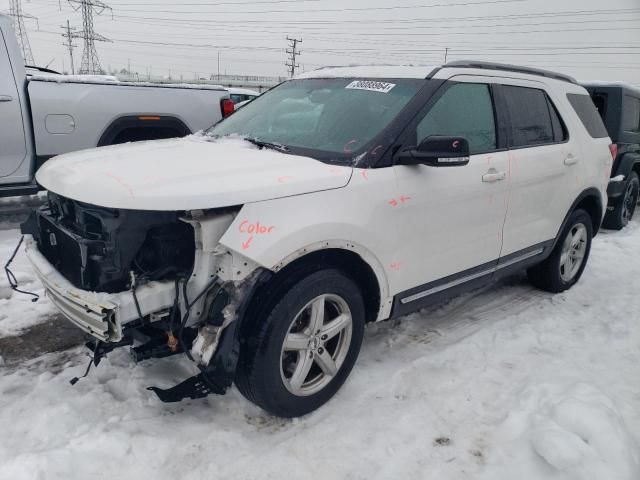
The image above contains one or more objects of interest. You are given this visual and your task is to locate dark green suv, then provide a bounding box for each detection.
[582,82,640,230]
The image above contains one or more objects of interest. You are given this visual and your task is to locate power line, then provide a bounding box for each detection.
[103,0,525,15]
[285,36,302,77]
[68,0,113,74]
[6,0,37,65]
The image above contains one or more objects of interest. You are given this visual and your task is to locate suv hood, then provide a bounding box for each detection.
[36,136,353,210]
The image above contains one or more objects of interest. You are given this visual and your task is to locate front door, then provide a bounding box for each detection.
[0,30,28,178]
[391,79,509,297]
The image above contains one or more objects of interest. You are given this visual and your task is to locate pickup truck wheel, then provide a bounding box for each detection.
[527,209,592,293]
[235,269,365,418]
[602,171,639,230]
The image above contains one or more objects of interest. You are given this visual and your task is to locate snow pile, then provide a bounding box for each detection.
[483,383,639,480]
[0,222,639,479]
[531,384,638,478]
[30,74,119,83]
[30,74,226,91]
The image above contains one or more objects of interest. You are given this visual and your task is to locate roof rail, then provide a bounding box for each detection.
[444,60,577,84]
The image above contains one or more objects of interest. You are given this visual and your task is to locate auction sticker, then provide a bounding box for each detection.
[345,80,396,93]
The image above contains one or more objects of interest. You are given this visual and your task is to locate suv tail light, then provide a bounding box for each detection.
[609,143,618,161]
[220,98,235,118]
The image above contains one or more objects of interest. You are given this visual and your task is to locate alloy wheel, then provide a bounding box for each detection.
[280,294,353,396]
[622,180,639,223]
[559,223,587,282]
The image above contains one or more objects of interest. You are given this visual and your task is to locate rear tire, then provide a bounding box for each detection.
[235,269,365,418]
[527,209,593,293]
[603,171,639,230]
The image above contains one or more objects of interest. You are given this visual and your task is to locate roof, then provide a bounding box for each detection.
[294,61,579,85]
[294,65,439,80]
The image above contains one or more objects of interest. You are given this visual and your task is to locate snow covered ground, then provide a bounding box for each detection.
[0,221,639,480]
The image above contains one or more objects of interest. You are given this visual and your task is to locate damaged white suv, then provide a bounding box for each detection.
[22,62,612,417]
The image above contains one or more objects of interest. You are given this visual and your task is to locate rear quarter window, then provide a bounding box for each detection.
[622,95,640,133]
[567,93,609,138]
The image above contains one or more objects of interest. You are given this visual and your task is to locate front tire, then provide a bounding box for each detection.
[235,269,365,417]
[603,171,639,230]
[527,209,593,293]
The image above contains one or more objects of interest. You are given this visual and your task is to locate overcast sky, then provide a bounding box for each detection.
[3,0,640,84]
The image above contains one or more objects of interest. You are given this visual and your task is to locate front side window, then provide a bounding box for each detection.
[415,83,497,154]
[208,78,422,164]
[502,85,556,147]
[622,95,640,133]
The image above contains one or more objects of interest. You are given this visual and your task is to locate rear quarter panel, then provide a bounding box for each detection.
[556,82,611,223]
[27,80,227,157]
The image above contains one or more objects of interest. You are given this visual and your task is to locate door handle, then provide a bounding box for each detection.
[0,95,14,102]
[564,154,579,166]
[482,170,506,183]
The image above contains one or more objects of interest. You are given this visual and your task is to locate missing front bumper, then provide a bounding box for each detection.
[24,235,177,342]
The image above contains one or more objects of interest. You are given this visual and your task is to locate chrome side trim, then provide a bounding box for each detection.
[400,268,493,304]
[400,248,544,305]
[496,248,544,271]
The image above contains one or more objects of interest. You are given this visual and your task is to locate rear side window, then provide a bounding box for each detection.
[622,95,640,133]
[567,93,609,138]
[416,83,497,154]
[502,86,556,147]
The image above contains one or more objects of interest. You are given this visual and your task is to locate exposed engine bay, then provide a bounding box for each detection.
[22,192,195,293]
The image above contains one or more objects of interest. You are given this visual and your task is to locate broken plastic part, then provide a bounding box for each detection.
[147,372,225,402]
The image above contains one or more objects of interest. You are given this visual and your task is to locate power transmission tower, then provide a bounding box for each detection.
[7,0,37,65]
[68,0,112,74]
[285,36,302,78]
[61,20,77,74]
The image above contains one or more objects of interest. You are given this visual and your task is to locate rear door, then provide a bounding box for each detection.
[0,28,28,177]
[496,82,575,257]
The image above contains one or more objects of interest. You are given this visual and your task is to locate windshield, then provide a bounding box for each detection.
[207,78,422,163]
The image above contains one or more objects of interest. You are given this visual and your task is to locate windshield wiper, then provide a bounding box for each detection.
[244,137,289,153]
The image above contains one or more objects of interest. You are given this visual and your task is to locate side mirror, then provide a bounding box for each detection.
[395,136,470,167]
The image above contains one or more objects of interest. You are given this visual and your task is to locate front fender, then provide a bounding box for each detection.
[218,188,398,320]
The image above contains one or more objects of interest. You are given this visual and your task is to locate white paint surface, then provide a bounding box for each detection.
[35,136,353,210]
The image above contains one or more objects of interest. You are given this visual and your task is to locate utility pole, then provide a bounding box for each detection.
[444,47,449,63]
[6,0,36,65]
[285,36,302,78]
[61,20,77,74]
[68,0,113,74]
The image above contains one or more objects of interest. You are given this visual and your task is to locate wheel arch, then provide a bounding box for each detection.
[614,152,640,178]
[554,187,603,245]
[239,244,388,342]
[97,115,191,146]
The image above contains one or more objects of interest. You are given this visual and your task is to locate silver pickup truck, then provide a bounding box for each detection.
[0,14,232,197]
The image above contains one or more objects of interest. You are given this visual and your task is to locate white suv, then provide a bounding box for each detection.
[23,61,613,417]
